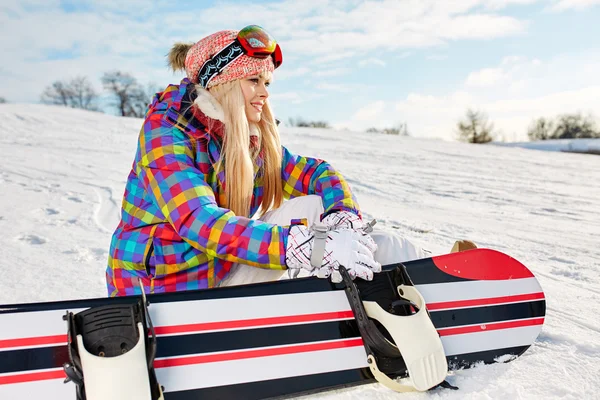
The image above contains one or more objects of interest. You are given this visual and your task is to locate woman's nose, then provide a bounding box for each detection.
[258,83,269,98]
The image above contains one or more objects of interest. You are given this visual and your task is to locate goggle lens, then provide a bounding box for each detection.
[238,25,277,57]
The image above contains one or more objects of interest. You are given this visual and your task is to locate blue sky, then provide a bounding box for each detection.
[1,0,600,140]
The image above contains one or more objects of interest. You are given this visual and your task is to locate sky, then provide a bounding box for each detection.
[1,0,600,140]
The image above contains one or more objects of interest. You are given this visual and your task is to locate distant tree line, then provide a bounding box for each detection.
[367,123,409,136]
[287,117,330,129]
[527,114,599,140]
[0,97,6,103]
[40,72,156,118]
[456,109,599,144]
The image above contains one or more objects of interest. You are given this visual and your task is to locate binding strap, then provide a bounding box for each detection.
[310,223,330,268]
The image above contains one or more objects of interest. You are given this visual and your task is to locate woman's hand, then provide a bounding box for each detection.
[321,210,364,230]
[285,225,381,283]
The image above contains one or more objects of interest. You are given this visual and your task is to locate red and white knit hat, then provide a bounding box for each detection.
[184,30,275,88]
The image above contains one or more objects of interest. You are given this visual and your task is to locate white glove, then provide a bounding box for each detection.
[321,211,364,230]
[285,225,381,283]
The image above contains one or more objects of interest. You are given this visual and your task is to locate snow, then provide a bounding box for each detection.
[494,138,600,155]
[1,104,599,399]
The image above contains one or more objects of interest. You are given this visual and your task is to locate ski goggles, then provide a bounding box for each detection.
[198,25,283,88]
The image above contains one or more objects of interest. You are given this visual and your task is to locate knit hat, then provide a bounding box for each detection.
[168,30,275,88]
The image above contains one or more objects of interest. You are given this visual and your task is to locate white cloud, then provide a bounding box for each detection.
[465,56,542,88]
[275,67,311,80]
[484,0,540,10]
[436,14,528,40]
[354,101,386,122]
[314,83,355,93]
[270,91,326,105]
[395,91,476,122]
[311,52,357,64]
[313,67,353,78]
[396,52,413,59]
[427,54,449,61]
[270,92,303,104]
[466,68,506,87]
[358,58,386,67]
[548,0,600,11]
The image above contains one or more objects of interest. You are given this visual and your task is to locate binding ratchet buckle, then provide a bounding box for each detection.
[339,265,449,392]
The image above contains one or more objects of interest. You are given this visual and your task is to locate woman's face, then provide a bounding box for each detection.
[240,74,270,123]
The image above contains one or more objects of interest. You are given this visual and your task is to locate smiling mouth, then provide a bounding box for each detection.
[251,103,263,112]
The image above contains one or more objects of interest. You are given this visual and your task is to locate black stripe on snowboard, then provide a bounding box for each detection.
[162,369,370,400]
[430,300,546,329]
[0,277,335,314]
[386,259,473,285]
[0,345,69,374]
[0,321,358,374]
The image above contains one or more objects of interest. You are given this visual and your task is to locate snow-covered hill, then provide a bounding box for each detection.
[1,104,599,399]
[494,138,600,155]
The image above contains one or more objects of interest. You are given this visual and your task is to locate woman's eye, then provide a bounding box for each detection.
[249,78,259,83]
[265,81,271,87]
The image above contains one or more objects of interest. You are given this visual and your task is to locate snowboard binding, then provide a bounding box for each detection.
[62,290,164,400]
[340,263,449,392]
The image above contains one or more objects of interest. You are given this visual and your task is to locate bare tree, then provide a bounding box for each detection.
[40,77,98,110]
[552,113,599,139]
[527,117,554,141]
[101,71,151,118]
[457,109,495,143]
[41,81,72,106]
[69,77,99,110]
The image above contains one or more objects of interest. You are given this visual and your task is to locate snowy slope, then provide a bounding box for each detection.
[1,104,599,399]
[494,139,600,155]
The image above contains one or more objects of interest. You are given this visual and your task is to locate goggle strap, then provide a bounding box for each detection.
[197,40,245,88]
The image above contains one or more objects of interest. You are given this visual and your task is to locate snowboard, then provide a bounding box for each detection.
[0,249,545,399]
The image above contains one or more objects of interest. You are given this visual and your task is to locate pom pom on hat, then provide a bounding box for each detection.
[168,43,193,72]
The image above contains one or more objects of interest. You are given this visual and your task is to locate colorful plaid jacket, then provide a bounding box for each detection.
[106,78,360,297]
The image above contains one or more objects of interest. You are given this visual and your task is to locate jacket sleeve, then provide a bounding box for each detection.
[281,146,361,217]
[137,126,289,270]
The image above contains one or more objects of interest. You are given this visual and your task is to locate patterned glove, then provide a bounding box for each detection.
[321,211,364,230]
[285,225,381,283]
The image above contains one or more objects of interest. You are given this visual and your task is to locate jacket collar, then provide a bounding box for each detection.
[165,78,260,142]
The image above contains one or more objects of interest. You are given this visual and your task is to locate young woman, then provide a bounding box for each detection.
[106,26,425,297]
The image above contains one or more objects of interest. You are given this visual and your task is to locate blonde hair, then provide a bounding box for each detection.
[207,72,283,217]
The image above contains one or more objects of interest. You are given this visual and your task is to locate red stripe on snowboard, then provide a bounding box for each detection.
[0,334,66,350]
[432,249,534,281]
[154,338,365,369]
[437,317,545,336]
[0,369,64,385]
[155,311,355,335]
[427,292,545,311]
